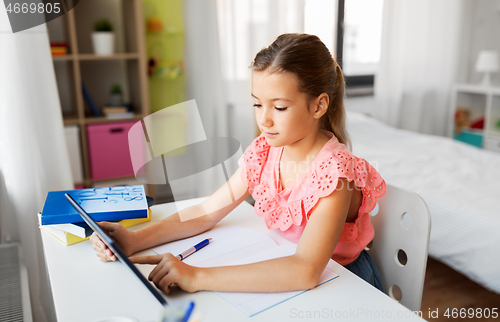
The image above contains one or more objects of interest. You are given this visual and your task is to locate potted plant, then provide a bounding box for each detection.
[92,19,114,55]
[108,84,123,106]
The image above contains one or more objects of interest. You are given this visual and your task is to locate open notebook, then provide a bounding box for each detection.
[151,225,339,316]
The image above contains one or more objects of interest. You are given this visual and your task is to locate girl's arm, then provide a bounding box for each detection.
[91,166,250,261]
[131,178,354,293]
[131,166,250,253]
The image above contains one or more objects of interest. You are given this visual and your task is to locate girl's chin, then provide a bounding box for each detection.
[264,137,282,147]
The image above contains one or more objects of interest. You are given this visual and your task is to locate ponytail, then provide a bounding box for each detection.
[320,60,351,150]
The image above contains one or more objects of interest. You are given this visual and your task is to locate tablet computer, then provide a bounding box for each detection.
[64,193,168,306]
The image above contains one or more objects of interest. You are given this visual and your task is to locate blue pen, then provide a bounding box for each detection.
[176,238,212,261]
[181,301,195,322]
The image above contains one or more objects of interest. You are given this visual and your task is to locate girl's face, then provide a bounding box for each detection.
[251,70,326,147]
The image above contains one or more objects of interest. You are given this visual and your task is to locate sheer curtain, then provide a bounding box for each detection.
[375,0,465,136]
[177,0,231,199]
[216,0,307,150]
[180,0,311,197]
[0,7,73,322]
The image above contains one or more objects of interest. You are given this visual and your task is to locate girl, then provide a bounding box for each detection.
[91,33,386,293]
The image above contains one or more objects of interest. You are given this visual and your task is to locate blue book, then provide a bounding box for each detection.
[40,185,148,225]
[82,83,102,117]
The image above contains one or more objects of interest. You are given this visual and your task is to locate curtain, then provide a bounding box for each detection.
[174,0,230,199]
[178,0,305,199]
[375,0,465,136]
[179,0,340,199]
[216,0,306,150]
[0,7,73,322]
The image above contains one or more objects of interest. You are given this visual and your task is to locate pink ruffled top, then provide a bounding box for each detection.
[238,131,386,266]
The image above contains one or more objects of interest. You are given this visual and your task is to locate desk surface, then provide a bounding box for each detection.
[41,198,424,322]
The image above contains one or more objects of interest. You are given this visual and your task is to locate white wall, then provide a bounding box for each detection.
[460,0,500,85]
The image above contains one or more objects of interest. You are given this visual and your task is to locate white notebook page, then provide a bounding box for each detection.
[216,245,338,316]
[152,225,278,267]
[151,225,338,316]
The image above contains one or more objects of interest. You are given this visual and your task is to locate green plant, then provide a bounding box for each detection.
[110,84,122,95]
[93,19,113,32]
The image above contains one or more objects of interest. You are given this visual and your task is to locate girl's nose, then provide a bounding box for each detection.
[258,107,273,128]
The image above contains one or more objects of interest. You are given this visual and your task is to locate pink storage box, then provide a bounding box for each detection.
[87,121,138,180]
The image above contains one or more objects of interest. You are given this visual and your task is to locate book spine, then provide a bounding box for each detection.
[40,209,148,225]
[41,213,84,225]
[92,209,148,222]
[81,83,102,117]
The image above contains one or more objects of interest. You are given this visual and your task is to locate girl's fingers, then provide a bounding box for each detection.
[96,221,119,232]
[92,244,105,254]
[96,238,107,251]
[91,232,116,261]
[130,254,163,265]
[93,244,115,261]
[96,251,109,261]
[90,233,107,251]
[94,243,114,259]
[151,264,170,286]
[158,274,175,294]
[148,259,166,281]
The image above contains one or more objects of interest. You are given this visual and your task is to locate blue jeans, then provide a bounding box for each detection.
[344,250,384,292]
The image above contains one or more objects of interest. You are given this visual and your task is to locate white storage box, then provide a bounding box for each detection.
[484,135,500,153]
[64,125,84,184]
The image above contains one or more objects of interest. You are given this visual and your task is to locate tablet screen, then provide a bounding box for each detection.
[64,193,168,306]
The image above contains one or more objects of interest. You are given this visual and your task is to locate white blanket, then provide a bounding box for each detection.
[346,111,500,294]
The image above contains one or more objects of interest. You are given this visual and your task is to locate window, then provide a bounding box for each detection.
[337,0,384,90]
[216,0,383,92]
[304,0,337,56]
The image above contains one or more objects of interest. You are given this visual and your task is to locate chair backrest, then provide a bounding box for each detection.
[366,184,431,312]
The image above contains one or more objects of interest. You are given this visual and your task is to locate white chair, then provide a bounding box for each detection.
[366,184,431,312]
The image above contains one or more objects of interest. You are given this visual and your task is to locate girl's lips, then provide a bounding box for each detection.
[264,131,278,137]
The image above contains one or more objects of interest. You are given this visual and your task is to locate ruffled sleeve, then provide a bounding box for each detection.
[302,149,386,220]
[237,134,271,194]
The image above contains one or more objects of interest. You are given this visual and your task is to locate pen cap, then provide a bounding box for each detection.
[157,301,194,322]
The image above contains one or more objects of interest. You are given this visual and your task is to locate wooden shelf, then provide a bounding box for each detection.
[78,53,140,60]
[48,0,149,189]
[52,55,75,61]
[450,84,500,152]
[84,115,143,124]
[487,130,500,137]
[52,53,141,62]
[63,117,81,125]
[146,30,184,36]
[455,83,500,97]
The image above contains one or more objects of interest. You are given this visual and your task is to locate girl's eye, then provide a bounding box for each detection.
[253,104,262,108]
[275,107,288,111]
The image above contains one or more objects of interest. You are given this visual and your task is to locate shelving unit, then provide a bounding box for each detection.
[449,83,500,152]
[47,0,149,189]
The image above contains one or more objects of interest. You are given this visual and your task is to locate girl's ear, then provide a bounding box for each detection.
[313,93,329,119]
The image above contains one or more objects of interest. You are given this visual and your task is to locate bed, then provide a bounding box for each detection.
[346,111,500,294]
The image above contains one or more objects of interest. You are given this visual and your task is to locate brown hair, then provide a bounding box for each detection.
[250,33,351,150]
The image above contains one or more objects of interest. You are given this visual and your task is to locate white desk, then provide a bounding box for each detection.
[41,198,425,321]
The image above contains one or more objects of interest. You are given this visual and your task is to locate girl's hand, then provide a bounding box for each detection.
[130,253,200,293]
[90,221,135,262]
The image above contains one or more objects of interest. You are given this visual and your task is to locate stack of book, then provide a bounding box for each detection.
[50,42,68,56]
[102,106,134,119]
[39,185,151,246]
